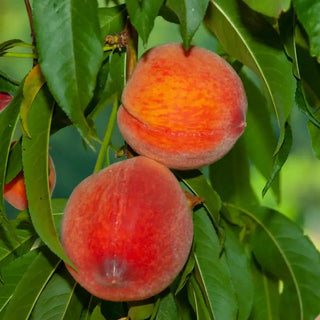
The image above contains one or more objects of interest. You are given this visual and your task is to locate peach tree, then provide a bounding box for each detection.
[1,0,320,319]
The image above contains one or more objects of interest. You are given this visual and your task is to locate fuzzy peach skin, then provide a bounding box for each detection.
[0,92,13,112]
[117,43,247,170]
[61,156,193,301]
[4,155,56,211]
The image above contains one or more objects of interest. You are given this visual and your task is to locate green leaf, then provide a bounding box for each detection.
[279,8,301,78]
[223,222,254,320]
[176,170,221,227]
[128,301,155,320]
[262,122,292,197]
[296,45,320,106]
[0,250,38,314]
[249,262,280,320]
[98,5,127,37]
[210,137,259,207]
[175,287,195,320]
[90,304,105,320]
[187,275,212,320]
[155,292,179,320]
[158,5,180,24]
[0,211,35,267]
[0,39,33,56]
[2,248,60,320]
[30,269,82,320]
[175,252,195,294]
[52,198,67,237]
[20,65,46,137]
[193,209,238,320]
[126,0,164,45]
[307,109,320,159]
[88,51,125,120]
[205,0,296,128]
[241,71,279,200]
[293,0,320,61]
[5,139,22,184]
[0,71,19,95]
[167,0,210,49]
[296,80,320,129]
[241,0,291,18]
[22,86,73,266]
[85,54,111,118]
[32,0,103,148]
[227,204,320,320]
[0,83,23,233]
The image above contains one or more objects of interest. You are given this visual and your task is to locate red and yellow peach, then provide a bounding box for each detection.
[61,156,193,301]
[117,43,247,170]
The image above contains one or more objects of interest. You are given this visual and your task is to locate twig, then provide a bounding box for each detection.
[124,18,138,81]
[24,0,37,66]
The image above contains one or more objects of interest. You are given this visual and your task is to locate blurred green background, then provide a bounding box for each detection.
[1,0,319,248]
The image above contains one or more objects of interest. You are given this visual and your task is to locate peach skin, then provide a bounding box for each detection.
[0,92,13,113]
[4,154,56,211]
[117,43,247,170]
[61,156,193,301]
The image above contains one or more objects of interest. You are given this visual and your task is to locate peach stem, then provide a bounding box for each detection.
[93,98,119,173]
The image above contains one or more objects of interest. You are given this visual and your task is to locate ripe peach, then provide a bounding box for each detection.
[4,152,56,211]
[117,43,247,170]
[61,156,193,301]
[0,92,13,112]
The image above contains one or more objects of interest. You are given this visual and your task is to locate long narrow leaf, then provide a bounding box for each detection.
[262,122,292,197]
[167,0,209,49]
[30,270,82,320]
[249,262,280,320]
[0,211,35,267]
[293,0,320,61]
[2,248,60,320]
[33,0,103,148]
[193,209,238,319]
[20,65,46,137]
[155,292,179,320]
[126,0,164,45]
[225,204,320,320]
[0,250,38,314]
[223,222,254,320]
[22,86,73,266]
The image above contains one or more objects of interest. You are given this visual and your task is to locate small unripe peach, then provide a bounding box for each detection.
[0,92,13,113]
[61,156,193,301]
[117,43,247,170]
[4,153,56,211]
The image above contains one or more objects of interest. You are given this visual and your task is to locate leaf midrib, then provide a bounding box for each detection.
[225,203,303,320]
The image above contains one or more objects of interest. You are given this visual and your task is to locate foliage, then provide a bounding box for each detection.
[1,0,320,319]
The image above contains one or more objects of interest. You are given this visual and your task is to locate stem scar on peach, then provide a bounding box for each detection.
[61,156,193,302]
[117,43,247,170]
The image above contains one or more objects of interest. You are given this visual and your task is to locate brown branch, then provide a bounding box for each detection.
[124,18,138,82]
[24,0,37,66]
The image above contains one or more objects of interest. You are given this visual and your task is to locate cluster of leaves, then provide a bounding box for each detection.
[0,0,320,319]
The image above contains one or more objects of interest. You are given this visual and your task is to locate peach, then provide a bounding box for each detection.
[4,151,56,211]
[61,156,193,301]
[0,92,13,112]
[117,43,247,170]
